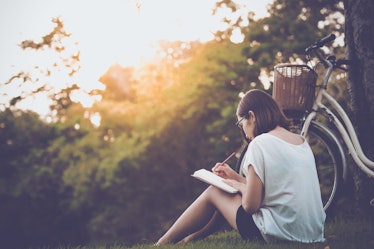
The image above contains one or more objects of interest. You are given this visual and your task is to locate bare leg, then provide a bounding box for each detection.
[177,211,225,244]
[156,186,242,245]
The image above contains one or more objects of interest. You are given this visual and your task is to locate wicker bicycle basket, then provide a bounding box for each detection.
[273,64,317,117]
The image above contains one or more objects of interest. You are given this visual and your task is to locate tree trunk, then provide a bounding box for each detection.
[344,0,374,217]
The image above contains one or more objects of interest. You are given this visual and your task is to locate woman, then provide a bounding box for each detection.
[155,89,325,245]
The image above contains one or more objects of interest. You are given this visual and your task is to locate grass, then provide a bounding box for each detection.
[51,217,373,249]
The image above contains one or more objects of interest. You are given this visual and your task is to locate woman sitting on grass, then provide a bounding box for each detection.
[155,89,326,245]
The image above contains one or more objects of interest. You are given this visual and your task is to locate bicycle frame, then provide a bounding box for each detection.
[301,65,374,178]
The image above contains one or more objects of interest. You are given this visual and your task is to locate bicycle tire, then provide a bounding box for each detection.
[237,121,344,212]
[303,122,343,212]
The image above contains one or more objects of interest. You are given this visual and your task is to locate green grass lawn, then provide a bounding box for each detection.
[55,217,373,249]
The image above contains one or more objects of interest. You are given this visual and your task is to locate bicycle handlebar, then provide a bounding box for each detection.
[315,34,336,48]
[305,34,336,53]
[304,33,351,70]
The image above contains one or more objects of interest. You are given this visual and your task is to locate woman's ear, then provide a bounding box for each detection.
[248,111,256,121]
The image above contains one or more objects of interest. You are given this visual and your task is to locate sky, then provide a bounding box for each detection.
[0,0,272,116]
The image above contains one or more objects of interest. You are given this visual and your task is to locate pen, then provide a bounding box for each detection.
[221,152,236,164]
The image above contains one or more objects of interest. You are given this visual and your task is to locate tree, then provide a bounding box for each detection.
[215,0,344,66]
[0,109,89,248]
[0,17,87,122]
[344,0,374,216]
[0,18,93,248]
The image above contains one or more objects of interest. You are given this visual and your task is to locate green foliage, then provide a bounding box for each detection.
[256,0,342,61]
[0,109,89,249]
[0,109,56,196]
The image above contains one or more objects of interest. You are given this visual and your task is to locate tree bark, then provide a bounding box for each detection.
[344,0,374,217]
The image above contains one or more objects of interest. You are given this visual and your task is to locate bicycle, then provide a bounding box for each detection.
[272,34,374,212]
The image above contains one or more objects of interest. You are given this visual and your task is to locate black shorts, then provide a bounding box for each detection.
[236,205,264,242]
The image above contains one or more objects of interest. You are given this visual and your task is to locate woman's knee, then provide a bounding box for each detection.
[200,186,241,211]
[204,186,222,197]
[202,186,233,202]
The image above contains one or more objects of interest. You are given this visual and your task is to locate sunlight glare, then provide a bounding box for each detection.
[1,0,273,117]
[90,112,101,128]
[230,28,245,44]
[259,69,271,89]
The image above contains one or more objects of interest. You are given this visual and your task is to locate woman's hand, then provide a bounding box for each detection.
[212,163,244,183]
[212,163,233,179]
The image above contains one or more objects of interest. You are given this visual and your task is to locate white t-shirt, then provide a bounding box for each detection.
[240,133,326,243]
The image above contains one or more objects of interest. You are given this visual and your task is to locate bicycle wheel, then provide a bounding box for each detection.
[305,122,343,212]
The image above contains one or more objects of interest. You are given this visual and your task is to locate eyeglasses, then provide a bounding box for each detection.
[236,114,251,143]
[235,116,247,129]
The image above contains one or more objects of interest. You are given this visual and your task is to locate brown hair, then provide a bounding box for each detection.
[236,89,290,137]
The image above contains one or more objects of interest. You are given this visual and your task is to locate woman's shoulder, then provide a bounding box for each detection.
[250,133,274,146]
[251,132,305,148]
[252,132,277,142]
[267,127,305,146]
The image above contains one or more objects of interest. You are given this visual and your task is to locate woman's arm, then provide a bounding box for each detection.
[224,165,263,214]
[241,165,263,213]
